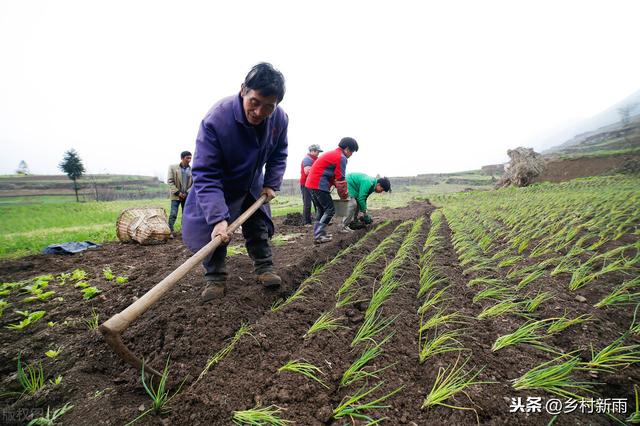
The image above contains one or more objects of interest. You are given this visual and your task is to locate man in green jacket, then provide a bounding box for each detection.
[340,173,391,232]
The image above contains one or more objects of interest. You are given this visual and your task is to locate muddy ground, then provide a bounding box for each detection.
[1,200,638,425]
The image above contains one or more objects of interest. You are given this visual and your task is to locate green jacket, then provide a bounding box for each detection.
[346,173,377,212]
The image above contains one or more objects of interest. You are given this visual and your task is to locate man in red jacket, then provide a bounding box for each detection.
[299,144,322,226]
[305,137,359,243]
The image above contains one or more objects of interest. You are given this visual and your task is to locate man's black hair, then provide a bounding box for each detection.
[338,137,359,152]
[243,62,286,103]
[180,151,192,159]
[377,177,391,192]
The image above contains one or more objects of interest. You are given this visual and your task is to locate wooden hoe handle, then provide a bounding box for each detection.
[99,194,268,375]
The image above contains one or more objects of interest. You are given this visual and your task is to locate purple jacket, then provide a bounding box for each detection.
[182,94,289,252]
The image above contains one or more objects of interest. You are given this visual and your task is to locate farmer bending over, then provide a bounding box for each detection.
[305,137,358,244]
[341,173,391,232]
[182,63,288,302]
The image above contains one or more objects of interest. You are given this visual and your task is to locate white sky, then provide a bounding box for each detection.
[1,0,639,181]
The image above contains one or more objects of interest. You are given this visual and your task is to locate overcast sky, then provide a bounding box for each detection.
[1,0,639,181]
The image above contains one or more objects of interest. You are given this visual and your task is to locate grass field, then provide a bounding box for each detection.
[0,177,494,259]
[2,174,638,424]
[0,196,303,259]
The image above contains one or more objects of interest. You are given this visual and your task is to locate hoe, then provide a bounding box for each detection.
[100,195,267,376]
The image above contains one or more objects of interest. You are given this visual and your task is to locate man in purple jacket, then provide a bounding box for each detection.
[182,63,288,302]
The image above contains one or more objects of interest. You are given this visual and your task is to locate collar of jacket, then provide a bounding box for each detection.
[232,93,251,127]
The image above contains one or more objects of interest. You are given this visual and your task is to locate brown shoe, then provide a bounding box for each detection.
[257,271,281,288]
[201,281,226,302]
[314,235,333,244]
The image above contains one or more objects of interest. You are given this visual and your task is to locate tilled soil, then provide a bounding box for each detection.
[0,203,428,425]
[1,199,638,425]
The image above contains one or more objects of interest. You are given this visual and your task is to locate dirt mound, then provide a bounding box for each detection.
[281,212,304,226]
[533,153,640,183]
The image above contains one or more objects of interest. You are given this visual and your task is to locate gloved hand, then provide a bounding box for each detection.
[335,180,349,200]
[363,214,372,224]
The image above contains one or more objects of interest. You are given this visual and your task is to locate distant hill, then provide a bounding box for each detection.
[0,174,168,201]
[538,89,640,152]
[543,114,640,159]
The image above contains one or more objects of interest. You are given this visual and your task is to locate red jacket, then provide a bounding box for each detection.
[299,153,318,186]
[305,147,348,198]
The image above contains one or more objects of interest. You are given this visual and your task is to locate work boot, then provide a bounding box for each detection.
[314,235,333,244]
[201,281,226,302]
[257,271,282,288]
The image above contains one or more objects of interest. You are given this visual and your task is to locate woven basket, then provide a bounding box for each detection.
[116,207,171,245]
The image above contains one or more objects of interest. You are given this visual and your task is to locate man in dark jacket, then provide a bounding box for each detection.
[167,150,193,237]
[299,144,322,225]
[182,63,288,302]
[305,137,358,243]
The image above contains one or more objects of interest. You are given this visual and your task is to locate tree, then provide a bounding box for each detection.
[59,149,86,202]
[16,160,30,175]
[618,103,639,126]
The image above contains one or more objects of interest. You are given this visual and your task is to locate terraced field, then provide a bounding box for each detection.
[1,175,639,425]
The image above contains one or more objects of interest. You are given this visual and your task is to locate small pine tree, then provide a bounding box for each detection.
[59,149,86,202]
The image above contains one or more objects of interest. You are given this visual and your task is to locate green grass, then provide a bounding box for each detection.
[422,356,491,423]
[341,335,393,386]
[583,334,640,371]
[278,360,328,388]
[0,195,304,259]
[26,403,73,426]
[17,353,45,395]
[512,354,596,399]
[85,308,99,331]
[232,405,290,425]
[126,357,185,425]
[0,179,494,259]
[199,323,251,380]
[332,381,404,423]
[304,311,345,338]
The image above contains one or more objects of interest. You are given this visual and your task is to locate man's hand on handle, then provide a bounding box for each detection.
[212,220,230,244]
[261,187,277,203]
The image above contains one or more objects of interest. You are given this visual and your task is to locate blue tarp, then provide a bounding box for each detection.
[42,241,102,255]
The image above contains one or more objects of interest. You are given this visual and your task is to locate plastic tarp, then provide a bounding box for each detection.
[42,241,102,255]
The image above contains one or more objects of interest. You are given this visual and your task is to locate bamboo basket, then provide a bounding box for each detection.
[116,207,171,244]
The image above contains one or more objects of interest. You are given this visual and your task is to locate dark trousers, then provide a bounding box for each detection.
[310,189,334,239]
[202,196,273,282]
[301,185,317,225]
[168,199,185,232]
